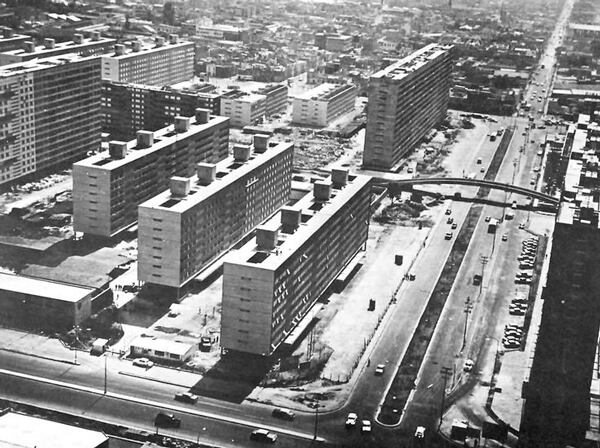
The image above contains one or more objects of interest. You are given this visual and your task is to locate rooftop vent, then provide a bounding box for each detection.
[114,44,125,56]
[253,134,270,153]
[256,225,279,251]
[43,38,55,49]
[331,168,349,188]
[170,176,191,197]
[155,36,165,47]
[24,41,35,53]
[313,180,332,201]
[281,206,301,233]
[73,34,84,44]
[195,108,210,124]
[233,144,251,162]
[136,130,154,148]
[2,28,13,38]
[168,34,179,44]
[174,116,190,133]
[132,40,141,52]
[91,31,100,41]
[108,141,128,159]
[196,163,216,186]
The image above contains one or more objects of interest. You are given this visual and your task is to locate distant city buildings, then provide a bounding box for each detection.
[363,43,454,171]
[0,32,115,65]
[138,136,293,289]
[73,111,229,237]
[101,35,194,86]
[291,83,356,127]
[102,81,221,140]
[221,170,371,356]
[0,54,102,186]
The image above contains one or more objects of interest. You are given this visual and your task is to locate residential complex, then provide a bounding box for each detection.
[0,32,115,65]
[138,136,294,289]
[101,81,221,140]
[101,35,194,86]
[363,44,454,171]
[291,83,356,127]
[221,170,371,356]
[73,111,229,237]
[0,54,102,186]
[220,90,267,127]
[254,83,288,117]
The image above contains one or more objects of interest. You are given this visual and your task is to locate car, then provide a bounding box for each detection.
[502,234,508,241]
[361,420,372,433]
[154,412,181,428]
[447,217,454,224]
[509,308,526,316]
[517,272,533,278]
[174,392,198,404]
[272,408,295,421]
[485,216,491,222]
[250,429,277,443]
[515,278,532,285]
[345,413,358,428]
[463,359,475,372]
[374,364,385,375]
[415,426,426,438]
[519,264,534,270]
[133,358,154,368]
[445,209,452,215]
[519,222,526,230]
[451,222,458,229]
[505,329,523,337]
[480,167,485,173]
[444,232,453,240]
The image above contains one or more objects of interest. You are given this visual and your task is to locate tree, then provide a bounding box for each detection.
[163,2,175,25]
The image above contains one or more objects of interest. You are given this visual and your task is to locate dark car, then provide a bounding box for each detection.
[155,412,181,428]
[174,392,198,404]
[272,408,295,421]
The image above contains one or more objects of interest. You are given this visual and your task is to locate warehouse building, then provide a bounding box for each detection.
[73,110,229,237]
[292,83,356,127]
[363,44,454,171]
[0,53,102,186]
[0,32,115,65]
[221,169,371,356]
[138,136,294,289]
[101,35,194,86]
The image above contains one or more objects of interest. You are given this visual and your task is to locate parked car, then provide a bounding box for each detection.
[272,408,295,421]
[502,234,508,241]
[445,232,453,240]
[346,413,358,428]
[415,426,426,439]
[463,359,475,372]
[133,358,154,368]
[250,429,277,443]
[174,392,198,404]
[155,412,181,428]
[451,222,458,229]
[445,209,452,215]
[447,217,454,224]
[375,364,385,375]
[361,420,372,433]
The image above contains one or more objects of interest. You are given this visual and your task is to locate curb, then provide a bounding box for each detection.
[0,347,77,366]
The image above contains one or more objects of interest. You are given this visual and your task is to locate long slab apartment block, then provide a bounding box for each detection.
[363,43,454,171]
[0,53,102,185]
[101,34,194,86]
[221,169,372,356]
[73,110,229,237]
[137,135,294,288]
[292,83,356,127]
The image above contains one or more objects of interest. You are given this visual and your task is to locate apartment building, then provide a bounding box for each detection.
[292,83,356,127]
[220,90,266,127]
[101,35,194,86]
[0,54,102,186]
[0,28,30,53]
[221,170,371,356]
[363,44,454,171]
[101,81,222,140]
[138,136,293,289]
[73,111,229,237]
[254,83,288,117]
[0,32,115,65]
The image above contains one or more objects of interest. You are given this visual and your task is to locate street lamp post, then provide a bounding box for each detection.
[461,297,473,352]
[313,401,319,441]
[439,366,453,430]
[103,354,108,394]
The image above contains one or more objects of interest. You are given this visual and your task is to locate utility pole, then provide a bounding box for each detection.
[104,354,108,394]
[313,402,319,441]
[439,366,452,430]
[462,297,473,351]
[480,255,489,295]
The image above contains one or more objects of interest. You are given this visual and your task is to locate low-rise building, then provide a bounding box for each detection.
[73,111,229,237]
[0,273,96,331]
[0,32,115,65]
[101,34,194,86]
[0,411,109,448]
[130,336,197,364]
[138,136,293,289]
[254,83,288,117]
[220,90,266,127]
[292,83,356,127]
[221,169,371,356]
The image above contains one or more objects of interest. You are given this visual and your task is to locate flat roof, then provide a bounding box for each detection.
[0,411,108,448]
[570,23,600,32]
[0,273,94,302]
[103,39,193,60]
[74,115,229,171]
[131,336,196,355]
[371,43,452,81]
[0,37,115,57]
[294,83,354,101]
[224,173,371,271]
[0,53,99,77]
[139,141,293,213]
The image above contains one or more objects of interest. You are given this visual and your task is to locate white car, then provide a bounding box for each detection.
[415,426,426,438]
[345,413,358,428]
[463,359,475,372]
[361,420,372,433]
[375,364,385,375]
[132,357,154,368]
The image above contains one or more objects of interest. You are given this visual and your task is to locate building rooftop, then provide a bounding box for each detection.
[74,115,229,171]
[294,83,354,101]
[221,90,266,103]
[0,411,108,448]
[371,43,452,81]
[0,53,98,77]
[130,336,196,356]
[225,172,371,271]
[104,37,192,60]
[139,140,293,213]
[0,273,94,302]
[570,23,600,33]
[0,36,115,58]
